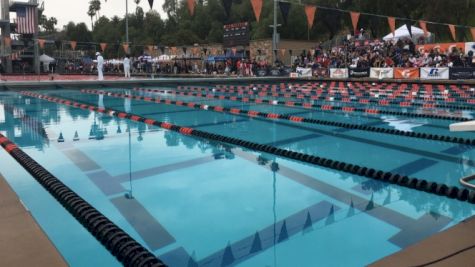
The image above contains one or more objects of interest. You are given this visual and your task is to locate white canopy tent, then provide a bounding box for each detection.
[383,25,432,41]
[39,54,55,72]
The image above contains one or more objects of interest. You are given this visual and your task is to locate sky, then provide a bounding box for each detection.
[39,0,166,29]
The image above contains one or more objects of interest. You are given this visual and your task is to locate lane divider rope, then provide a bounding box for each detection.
[0,133,165,267]
[20,91,475,204]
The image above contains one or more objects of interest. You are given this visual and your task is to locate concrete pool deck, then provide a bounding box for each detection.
[370,215,475,266]
[0,174,66,267]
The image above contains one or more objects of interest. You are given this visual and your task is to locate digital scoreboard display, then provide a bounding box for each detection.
[223,22,250,47]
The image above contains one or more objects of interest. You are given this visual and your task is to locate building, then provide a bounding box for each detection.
[0,0,40,74]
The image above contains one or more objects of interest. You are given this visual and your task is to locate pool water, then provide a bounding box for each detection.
[1,81,475,267]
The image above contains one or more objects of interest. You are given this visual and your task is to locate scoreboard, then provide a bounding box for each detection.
[223,22,250,47]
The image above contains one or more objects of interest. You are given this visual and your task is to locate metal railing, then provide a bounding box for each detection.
[460,174,475,190]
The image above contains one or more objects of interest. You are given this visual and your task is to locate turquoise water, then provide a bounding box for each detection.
[1,82,475,267]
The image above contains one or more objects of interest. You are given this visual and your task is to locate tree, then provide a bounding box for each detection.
[87,6,96,30]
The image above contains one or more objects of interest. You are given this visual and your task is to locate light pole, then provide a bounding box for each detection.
[270,0,280,65]
[125,0,129,52]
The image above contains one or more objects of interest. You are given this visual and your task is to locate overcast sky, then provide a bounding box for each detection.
[39,0,166,29]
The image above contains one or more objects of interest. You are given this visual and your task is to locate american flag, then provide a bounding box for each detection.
[16,6,37,34]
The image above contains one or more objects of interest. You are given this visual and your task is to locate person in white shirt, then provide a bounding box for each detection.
[96,52,104,81]
[123,55,131,78]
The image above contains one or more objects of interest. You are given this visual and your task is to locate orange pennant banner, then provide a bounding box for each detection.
[38,39,46,49]
[123,44,129,53]
[388,17,396,36]
[70,41,77,50]
[100,43,108,51]
[350,12,360,35]
[419,21,428,37]
[250,0,263,23]
[471,28,475,42]
[148,45,154,52]
[448,24,456,41]
[305,5,317,28]
[280,48,286,57]
[187,0,196,16]
[4,37,11,47]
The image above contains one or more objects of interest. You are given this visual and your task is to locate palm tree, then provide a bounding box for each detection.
[87,6,96,30]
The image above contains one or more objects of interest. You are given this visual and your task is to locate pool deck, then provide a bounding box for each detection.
[0,174,67,267]
[370,215,475,266]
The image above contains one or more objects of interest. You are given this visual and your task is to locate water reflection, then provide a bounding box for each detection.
[3,91,475,224]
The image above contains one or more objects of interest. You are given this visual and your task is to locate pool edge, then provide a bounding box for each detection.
[0,173,68,267]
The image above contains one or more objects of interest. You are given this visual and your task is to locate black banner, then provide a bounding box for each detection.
[450,68,475,80]
[256,69,268,77]
[148,0,154,9]
[313,68,328,77]
[270,68,282,76]
[349,67,370,78]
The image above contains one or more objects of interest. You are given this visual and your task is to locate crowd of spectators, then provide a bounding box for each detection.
[294,36,475,70]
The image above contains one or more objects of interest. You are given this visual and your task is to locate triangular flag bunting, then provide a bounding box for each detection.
[419,21,428,37]
[148,45,154,52]
[250,0,263,23]
[280,48,286,57]
[100,43,107,51]
[187,0,196,16]
[387,17,396,37]
[70,41,77,50]
[123,43,129,53]
[304,5,317,28]
[4,37,11,47]
[148,0,154,9]
[222,0,233,18]
[406,22,412,37]
[279,2,291,25]
[471,28,475,42]
[350,12,360,35]
[38,39,46,49]
[448,24,456,41]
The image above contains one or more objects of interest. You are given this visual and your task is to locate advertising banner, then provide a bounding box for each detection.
[449,68,475,80]
[465,42,475,56]
[394,68,420,79]
[329,68,349,79]
[370,68,394,79]
[416,43,465,54]
[348,68,370,78]
[296,67,313,78]
[313,68,328,77]
[420,67,449,80]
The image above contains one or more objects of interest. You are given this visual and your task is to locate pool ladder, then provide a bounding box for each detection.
[460,174,475,190]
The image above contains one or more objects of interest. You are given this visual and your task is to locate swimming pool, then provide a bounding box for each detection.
[2,80,475,266]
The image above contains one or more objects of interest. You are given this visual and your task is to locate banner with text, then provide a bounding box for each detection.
[449,68,475,80]
[330,68,349,79]
[420,67,449,80]
[296,67,313,78]
[394,68,420,79]
[370,68,394,79]
[349,67,370,78]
